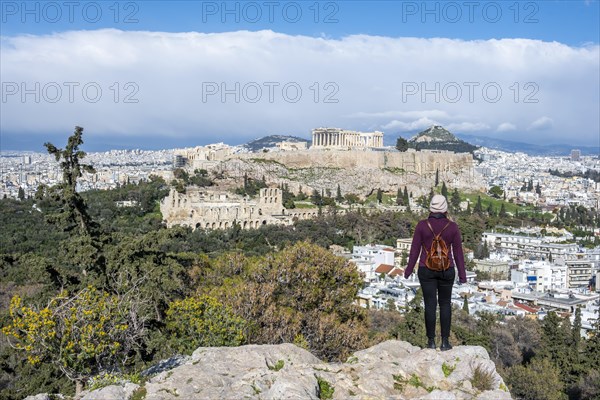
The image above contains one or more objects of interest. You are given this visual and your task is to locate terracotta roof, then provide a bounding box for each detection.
[514,302,539,313]
[389,268,404,277]
[497,300,509,307]
[375,264,395,274]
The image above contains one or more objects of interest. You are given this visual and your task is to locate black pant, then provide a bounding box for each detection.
[418,266,455,338]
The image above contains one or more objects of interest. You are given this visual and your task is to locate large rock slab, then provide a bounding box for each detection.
[41,340,513,400]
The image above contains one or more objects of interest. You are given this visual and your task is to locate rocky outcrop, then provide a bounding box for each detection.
[216,155,482,200]
[33,340,511,400]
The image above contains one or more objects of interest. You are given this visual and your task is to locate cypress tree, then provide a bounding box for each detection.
[474,195,483,213]
[584,305,600,371]
[451,188,461,211]
[499,203,507,218]
[441,181,448,198]
[336,184,343,202]
[396,188,403,206]
[482,241,490,258]
[572,307,582,350]
[462,296,469,314]
[435,168,439,187]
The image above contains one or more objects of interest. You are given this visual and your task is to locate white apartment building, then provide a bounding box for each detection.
[565,259,594,289]
[352,244,396,282]
[482,232,579,260]
[511,261,567,292]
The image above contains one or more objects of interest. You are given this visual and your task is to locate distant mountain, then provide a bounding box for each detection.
[406,125,479,153]
[241,135,310,152]
[456,134,600,156]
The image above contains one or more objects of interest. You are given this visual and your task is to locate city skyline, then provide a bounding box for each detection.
[1,1,599,151]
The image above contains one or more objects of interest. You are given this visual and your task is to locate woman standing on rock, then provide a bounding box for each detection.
[403,194,467,351]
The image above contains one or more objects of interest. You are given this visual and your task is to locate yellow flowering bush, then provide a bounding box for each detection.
[2,286,130,387]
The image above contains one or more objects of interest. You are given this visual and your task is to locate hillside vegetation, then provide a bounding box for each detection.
[1,128,599,399]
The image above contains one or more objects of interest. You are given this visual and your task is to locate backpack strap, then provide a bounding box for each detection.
[426,220,451,238]
[422,220,451,255]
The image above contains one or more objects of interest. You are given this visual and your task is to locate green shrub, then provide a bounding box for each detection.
[442,362,456,377]
[268,360,284,371]
[316,376,334,400]
[165,295,247,354]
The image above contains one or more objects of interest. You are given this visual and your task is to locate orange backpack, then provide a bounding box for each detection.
[423,220,451,271]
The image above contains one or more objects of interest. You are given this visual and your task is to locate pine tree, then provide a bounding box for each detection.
[44,126,97,236]
[441,181,448,198]
[540,311,576,385]
[393,288,426,347]
[310,189,322,206]
[486,203,494,216]
[535,182,542,196]
[506,357,564,400]
[527,179,534,192]
[17,186,25,201]
[395,137,409,152]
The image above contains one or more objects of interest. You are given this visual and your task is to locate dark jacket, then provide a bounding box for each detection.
[404,213,467,283]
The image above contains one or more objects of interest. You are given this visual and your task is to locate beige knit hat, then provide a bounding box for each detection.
[430,194,448,213]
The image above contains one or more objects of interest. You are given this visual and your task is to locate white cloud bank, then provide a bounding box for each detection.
[1,29,598,147]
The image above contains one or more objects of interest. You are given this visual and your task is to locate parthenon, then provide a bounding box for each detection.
[311,128,384,149]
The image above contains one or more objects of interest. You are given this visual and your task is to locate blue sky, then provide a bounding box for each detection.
[2,1,599,45]
[1,1,599,151]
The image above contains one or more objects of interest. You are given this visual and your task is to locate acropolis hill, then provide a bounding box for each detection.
[160,128,481,230]
[175,127,479,196]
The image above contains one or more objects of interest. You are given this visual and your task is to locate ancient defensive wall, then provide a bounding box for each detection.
[229,149,473,176]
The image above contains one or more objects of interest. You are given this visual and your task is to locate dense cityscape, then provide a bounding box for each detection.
[1,1,599,399]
